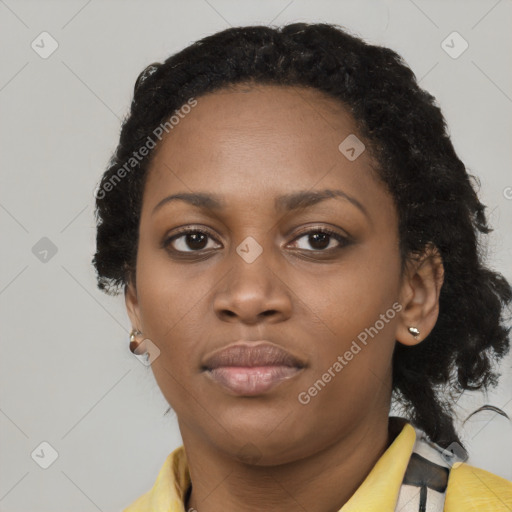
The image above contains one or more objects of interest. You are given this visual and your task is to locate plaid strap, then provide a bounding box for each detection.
[395,429,453,512]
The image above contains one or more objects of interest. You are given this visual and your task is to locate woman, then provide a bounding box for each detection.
[92,22,512,511]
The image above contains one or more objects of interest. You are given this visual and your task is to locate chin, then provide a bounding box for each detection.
[206,417,316,466]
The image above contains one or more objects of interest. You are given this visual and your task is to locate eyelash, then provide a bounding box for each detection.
[162,226,350,256]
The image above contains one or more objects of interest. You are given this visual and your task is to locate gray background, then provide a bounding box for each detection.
[0,0,511,510]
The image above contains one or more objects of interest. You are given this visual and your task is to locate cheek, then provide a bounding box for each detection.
[136,241,200,332]
[298,241,401,388]
[134,243,221,388]
[134,248,190,369]
[306,244,401,337]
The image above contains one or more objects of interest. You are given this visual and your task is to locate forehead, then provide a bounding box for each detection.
[160,83,360,145]
[142,83,383,214]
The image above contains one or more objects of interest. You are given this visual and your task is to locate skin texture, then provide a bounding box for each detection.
[125,84,444,512]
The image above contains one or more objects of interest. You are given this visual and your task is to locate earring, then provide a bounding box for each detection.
[408,326,420,338]
[130,329,147,354]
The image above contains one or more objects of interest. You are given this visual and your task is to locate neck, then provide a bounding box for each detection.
[182,414,403,512]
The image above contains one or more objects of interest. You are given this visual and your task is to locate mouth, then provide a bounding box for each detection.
[202,341,306,396]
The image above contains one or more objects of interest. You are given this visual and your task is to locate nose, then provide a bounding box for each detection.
[213,249,293,325]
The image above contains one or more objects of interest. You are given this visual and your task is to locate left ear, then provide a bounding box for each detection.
[395,243,445,346]
[124,272,143,335]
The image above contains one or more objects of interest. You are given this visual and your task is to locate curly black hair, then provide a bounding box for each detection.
[92,22,512,451]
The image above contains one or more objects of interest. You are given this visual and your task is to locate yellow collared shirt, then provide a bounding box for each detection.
[123,421,512,511]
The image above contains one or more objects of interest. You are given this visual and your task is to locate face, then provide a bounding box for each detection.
[125,84,422,465]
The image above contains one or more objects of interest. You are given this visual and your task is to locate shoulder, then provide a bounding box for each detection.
[401,421,512,511]
[122,446,189,512]
[445,462,512,511]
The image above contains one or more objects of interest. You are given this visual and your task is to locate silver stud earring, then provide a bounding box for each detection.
[408,326,420,338]
[130,329,146,354]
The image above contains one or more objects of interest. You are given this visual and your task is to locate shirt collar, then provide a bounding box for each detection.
[341,419,416,511]
[125,418,416,512]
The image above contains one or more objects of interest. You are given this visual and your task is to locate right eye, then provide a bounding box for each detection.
[163,227,222,253]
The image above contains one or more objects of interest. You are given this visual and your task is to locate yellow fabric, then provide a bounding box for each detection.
[123,422,512,511]
[445,462,512,511]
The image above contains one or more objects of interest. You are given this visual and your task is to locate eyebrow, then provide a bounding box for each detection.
[151,189,369,218]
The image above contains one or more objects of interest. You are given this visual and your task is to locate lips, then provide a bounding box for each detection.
[202,341,305,396]
[203,342,305,369]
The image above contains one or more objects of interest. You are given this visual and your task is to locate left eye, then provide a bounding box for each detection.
[288,229,348,251]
